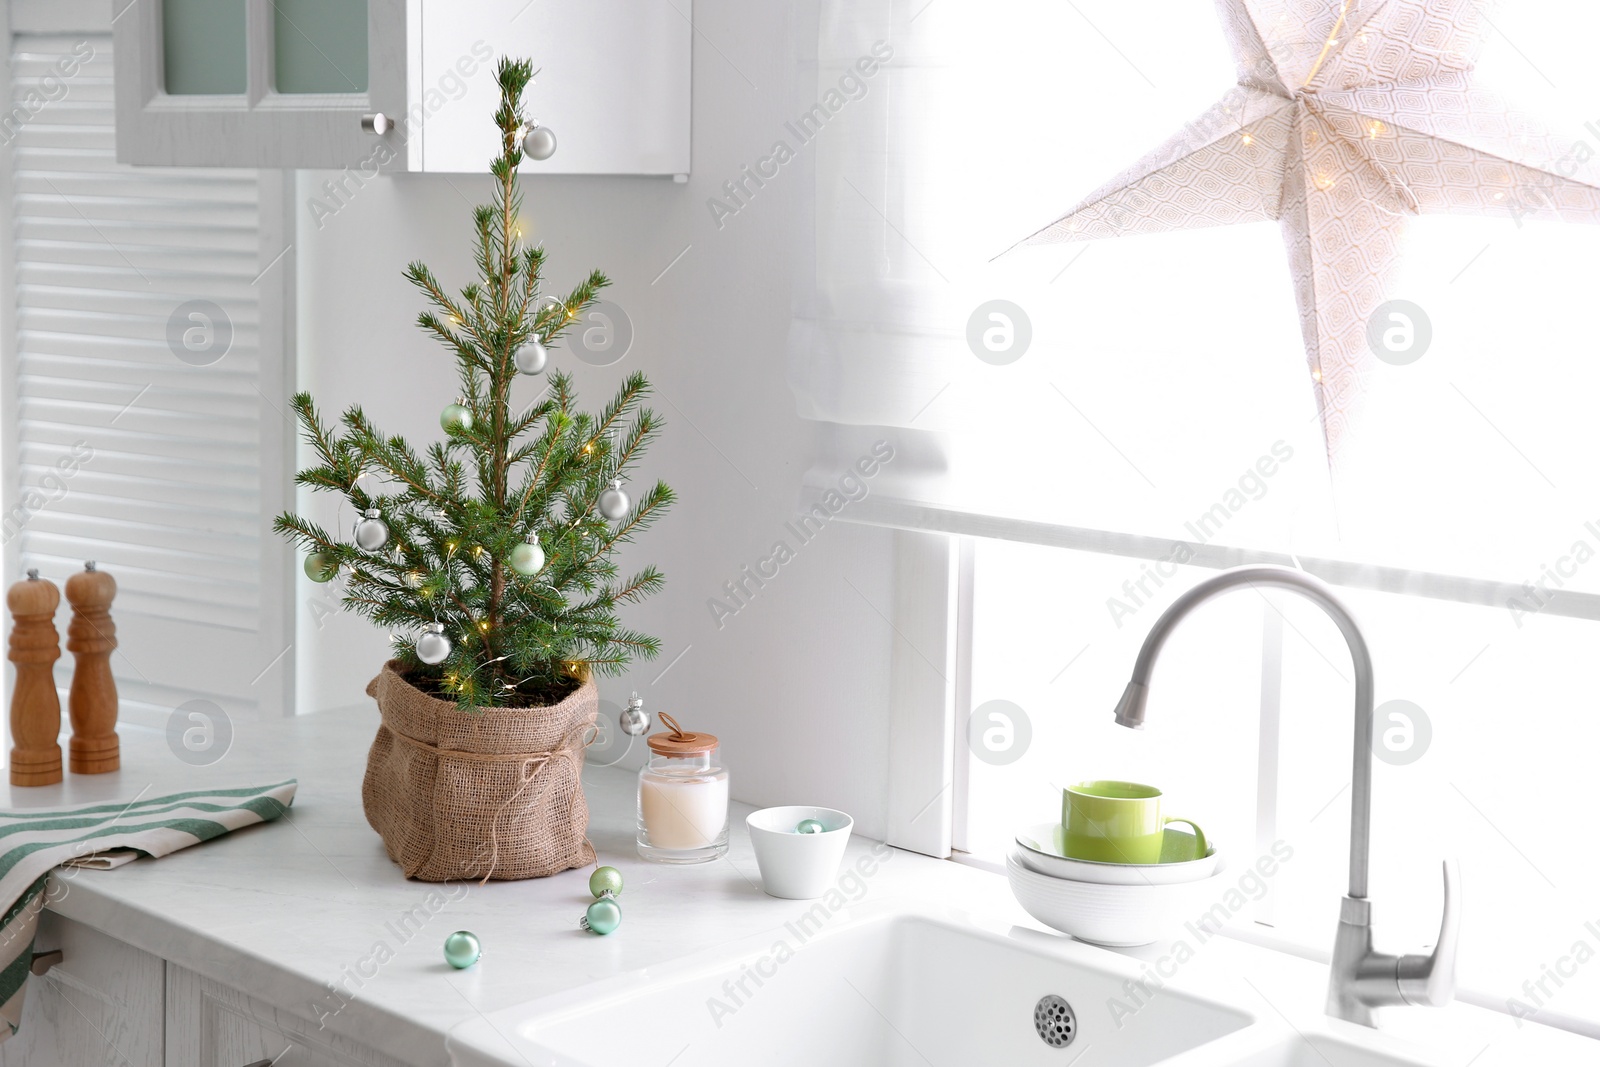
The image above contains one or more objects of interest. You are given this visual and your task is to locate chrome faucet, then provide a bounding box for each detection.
[1109,564,1459,1027]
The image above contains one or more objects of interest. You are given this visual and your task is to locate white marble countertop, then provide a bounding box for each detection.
[4,708,1009,1066]
[6,708,1595,1067]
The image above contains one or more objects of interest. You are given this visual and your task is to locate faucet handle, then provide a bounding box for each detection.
[1396,859,1460,1007]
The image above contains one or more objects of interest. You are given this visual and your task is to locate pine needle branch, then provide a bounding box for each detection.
[273,58,671,708]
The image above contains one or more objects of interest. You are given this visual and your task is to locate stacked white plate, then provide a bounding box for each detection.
[1007,823,1229,947]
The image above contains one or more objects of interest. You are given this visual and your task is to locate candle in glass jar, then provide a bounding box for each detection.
[639,773,730,850]
[637,711,729,863]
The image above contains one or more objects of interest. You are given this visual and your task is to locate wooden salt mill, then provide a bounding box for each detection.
[66,560,119,774]
[8,569,62,786]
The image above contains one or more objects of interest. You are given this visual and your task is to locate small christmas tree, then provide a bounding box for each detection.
[275,59,672,710]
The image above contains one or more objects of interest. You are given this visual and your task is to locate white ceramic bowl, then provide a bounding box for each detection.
[1006,850,1229,947]
[1014,822,1222,885]
[747,806,853,899]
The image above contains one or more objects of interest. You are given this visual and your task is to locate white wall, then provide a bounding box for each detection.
[293,3,897,838]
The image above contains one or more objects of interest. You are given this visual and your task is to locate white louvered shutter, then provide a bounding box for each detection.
[6,30,293,731]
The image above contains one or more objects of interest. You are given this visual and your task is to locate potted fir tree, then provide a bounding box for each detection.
[275,59,672,882]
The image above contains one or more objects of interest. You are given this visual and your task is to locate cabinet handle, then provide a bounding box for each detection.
[241,1061,274,1067]
[29,949,62,976]
[361,112,392,135]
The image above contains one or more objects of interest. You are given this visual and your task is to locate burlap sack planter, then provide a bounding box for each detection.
[363,660,598,882]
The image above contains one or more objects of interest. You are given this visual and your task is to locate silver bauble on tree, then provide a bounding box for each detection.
[619,692,649,736]
[521,123,557,161]
[514,334,548,375]
[354,508,390,551]
[415,622,451,665]
[597,479,630,521]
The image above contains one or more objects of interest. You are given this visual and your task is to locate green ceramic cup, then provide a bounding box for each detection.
[1062,780,1207,865]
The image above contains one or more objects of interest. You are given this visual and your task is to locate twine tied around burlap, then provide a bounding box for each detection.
[362,660,600,882]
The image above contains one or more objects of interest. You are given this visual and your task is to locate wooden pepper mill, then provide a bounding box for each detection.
[8,569,62,786]
[66,560,119,774]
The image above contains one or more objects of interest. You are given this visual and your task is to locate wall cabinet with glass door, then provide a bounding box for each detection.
[111,0,691,175]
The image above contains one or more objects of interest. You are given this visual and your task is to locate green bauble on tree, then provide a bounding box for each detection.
[439,398,473,433]
[274,58,673,709]
[508,536,545,575]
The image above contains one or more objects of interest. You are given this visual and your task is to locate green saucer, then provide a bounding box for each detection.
[1019,823,1214,866]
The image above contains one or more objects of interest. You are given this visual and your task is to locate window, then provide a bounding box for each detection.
[785,0,1600,1036]
[965,538,1600,1025]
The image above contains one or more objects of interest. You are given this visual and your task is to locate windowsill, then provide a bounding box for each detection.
[809,486,1600,622]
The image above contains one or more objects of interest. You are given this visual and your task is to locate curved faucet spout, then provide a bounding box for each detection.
[1110,564,1374,899]
[1109,564,1456,1026]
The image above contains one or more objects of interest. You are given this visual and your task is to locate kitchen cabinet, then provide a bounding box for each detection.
[111,0,691,175]
[0,913,415,1067]
[0,912,162,1067]
[166,965,411,1067]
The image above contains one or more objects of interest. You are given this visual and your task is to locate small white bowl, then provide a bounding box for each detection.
[747,806,853,899]
[1006,850,1229,947]
[1014,822,1221,885]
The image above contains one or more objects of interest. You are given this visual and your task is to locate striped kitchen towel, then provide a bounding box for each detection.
[0,779,297,1040]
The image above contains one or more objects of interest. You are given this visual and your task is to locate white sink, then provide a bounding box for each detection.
[447,903,1588,1067]
[448,910,1254,1066]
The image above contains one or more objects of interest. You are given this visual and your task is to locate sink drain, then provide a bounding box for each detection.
[1033,994,1076,1048]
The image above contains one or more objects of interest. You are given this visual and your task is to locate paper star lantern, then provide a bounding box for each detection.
[1021,0,1600,468]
